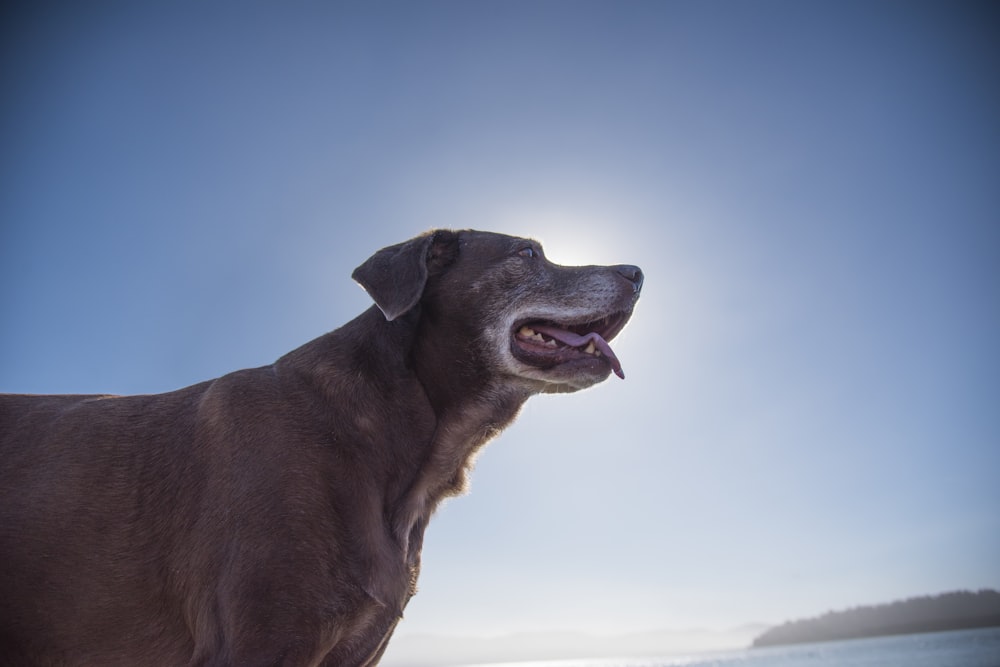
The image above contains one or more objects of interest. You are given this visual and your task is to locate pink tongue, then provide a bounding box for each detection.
[530,325,625,379]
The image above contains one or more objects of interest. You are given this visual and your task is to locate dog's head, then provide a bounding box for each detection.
[352,230,642,394]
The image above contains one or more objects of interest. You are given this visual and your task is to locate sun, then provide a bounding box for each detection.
[497,210,630,268]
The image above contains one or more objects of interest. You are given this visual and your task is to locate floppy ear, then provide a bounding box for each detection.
[351,233,437,321]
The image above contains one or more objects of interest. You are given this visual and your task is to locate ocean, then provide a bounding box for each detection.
[464,627,1000,667]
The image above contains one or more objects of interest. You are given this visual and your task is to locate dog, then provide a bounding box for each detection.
[0,229,642,666]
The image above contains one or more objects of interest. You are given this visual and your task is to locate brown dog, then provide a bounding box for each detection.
[0,230,642,666]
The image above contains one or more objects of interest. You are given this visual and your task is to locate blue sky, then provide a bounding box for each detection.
[2,0,998,656]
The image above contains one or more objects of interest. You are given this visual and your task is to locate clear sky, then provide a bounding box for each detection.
[2,0,998,657]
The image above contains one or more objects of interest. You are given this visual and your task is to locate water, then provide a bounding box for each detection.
[466,627,1000,667]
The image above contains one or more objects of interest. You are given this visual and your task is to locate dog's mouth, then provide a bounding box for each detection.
[510,311,632,380]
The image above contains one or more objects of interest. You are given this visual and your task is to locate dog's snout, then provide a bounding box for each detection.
[615,264,643,293]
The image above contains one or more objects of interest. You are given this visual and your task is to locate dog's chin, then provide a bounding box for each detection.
[507,346,615,394]
[520,363,613,394]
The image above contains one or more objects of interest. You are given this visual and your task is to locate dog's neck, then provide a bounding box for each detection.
[395,311,531,564]
[281,307,531,570]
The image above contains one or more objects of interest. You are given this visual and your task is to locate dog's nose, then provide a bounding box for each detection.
[615,265,644,293]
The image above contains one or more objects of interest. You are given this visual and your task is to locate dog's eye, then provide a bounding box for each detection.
[518,247,537,259]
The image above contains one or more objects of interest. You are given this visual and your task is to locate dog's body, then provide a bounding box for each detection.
[0,230,641,666]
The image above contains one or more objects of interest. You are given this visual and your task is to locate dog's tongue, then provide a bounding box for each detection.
[530,324,625,379]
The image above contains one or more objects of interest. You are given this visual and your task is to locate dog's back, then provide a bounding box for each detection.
[0,356,426,665]
[0,368,367,665]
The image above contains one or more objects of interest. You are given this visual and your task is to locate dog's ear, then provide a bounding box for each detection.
[352,231,457,321]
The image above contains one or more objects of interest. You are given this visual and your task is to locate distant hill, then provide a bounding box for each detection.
[753,589,1000,648]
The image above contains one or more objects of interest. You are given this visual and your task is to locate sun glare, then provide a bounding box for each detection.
[499,211,635,268]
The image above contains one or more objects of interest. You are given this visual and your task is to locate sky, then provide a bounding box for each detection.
[1,0,998,662]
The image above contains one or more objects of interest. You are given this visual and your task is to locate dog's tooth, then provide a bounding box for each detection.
[519,326,536,338]
[544,339,558,348]
[584,342,596,355]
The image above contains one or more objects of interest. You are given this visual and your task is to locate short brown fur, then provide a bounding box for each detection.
[0,230,642,666]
